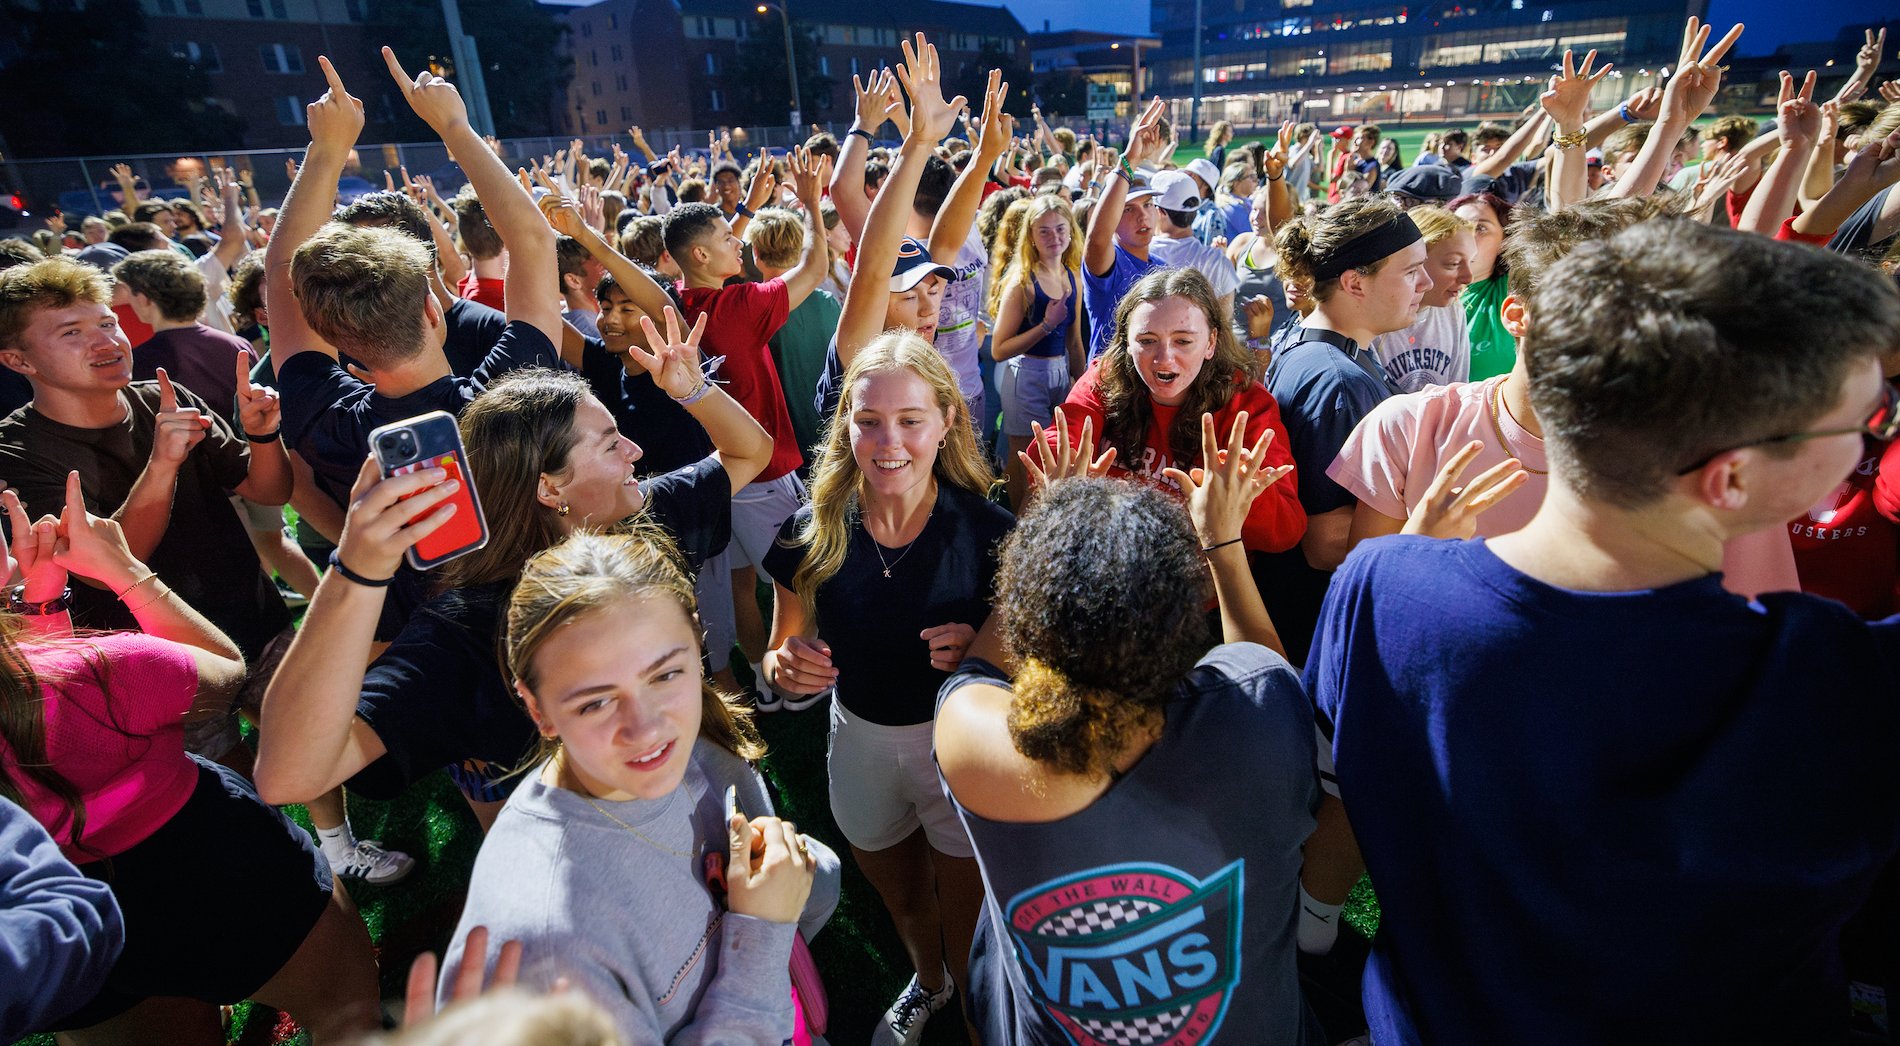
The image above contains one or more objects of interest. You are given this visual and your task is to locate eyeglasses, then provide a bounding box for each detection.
[1674,383,1900,476]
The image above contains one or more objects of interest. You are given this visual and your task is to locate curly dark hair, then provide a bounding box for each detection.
[1098,266,1257,476]
[996,478,1210,779]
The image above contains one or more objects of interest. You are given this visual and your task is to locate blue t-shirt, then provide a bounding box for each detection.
[940,645,1318,1046]
[1083,243,1160,362]
[1308,536,1900,1045]
[1264,334,1393,517]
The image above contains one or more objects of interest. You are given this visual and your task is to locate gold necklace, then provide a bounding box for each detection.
[583,794,700,858]
[864,492,936,579]
[1486,377,1548,475]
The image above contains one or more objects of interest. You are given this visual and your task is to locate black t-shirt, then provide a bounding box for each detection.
[1828,186,1895,261]
[443,297,510,378]
[278,320,560,510]
[0,383,290,658]
[348,456,734,797]
[577,336,712,477]
[762,483,1013,726]
[0,369,31,420]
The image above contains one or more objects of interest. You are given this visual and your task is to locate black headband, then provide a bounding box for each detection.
[1312,213,1423,284]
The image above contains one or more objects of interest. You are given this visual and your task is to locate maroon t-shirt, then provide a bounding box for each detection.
[678,276,802,482]
[131,323,258,428]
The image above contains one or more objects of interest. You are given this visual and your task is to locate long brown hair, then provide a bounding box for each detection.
[505,529,764,767]
[1098,267,1259,472]
[791,333,996,617]
[441,368,592,591]
[0,617,129,856]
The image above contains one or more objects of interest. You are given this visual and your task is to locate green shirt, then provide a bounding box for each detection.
[770,287,843,468]
[1461,274,1516,382]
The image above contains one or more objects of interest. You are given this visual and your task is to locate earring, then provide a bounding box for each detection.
[937,438,947,449]
[558,503,571,517]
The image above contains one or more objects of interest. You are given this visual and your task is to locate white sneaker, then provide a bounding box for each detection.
[329,839,416,885]
[749,663,782,713]
[871,971,954,1046]
[780,685,830,713]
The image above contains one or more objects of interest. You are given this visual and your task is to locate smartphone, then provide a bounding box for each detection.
[367,411,489,570]
[647,158,672,177]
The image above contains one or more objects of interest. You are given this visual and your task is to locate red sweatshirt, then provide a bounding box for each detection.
[1049,364,1307,552]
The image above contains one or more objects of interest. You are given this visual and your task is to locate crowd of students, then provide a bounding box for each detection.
[2,16,1900,1046]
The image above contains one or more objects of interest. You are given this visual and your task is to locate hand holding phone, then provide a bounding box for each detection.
[334,457,463,582]
[365,411,489,570]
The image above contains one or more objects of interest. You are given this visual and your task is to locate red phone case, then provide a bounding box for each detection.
[388,451,485,566]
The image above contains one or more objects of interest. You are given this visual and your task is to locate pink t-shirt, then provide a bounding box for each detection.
[1328,375,1801,597]
[2,631,200,863]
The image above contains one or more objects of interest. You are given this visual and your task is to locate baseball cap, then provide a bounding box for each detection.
[1330,125,1354,140]
[73,243,131,271]
[890,237,954,292]
[1385,164,1461,204]
[1585,148,1604,167]
[1183,158,1221,193]
[1151,170,1202,212]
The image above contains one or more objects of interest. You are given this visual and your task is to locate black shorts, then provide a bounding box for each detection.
[54,756,333,1029]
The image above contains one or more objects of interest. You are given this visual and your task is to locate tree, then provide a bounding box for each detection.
[953,41,1032,118]
[367,0,569,138]
[725,17,831,128]
[0,0,245,156]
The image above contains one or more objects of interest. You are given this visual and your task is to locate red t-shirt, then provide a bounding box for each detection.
[112,303,153,349]
[456,272,507,312]
[677,277,802,482]
[1049,363,1307,552]
[1790,436,1900,618]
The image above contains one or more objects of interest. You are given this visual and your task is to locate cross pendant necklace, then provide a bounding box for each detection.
[868,502,934,578]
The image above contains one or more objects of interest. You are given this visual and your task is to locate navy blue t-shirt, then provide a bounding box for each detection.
[1083,243,1160,362]
[1308,536,1900,1045]
[442,297,509,378]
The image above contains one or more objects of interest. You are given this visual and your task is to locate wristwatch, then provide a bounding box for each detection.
[7,585,72,616]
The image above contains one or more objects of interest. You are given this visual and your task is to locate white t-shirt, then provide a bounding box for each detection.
[934,228,989,406]
[1148,233,1239,299]
[194,252,235,335]
[1370,301,1470,393]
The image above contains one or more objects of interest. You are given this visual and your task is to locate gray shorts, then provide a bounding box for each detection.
[826,696,973,857]
[998,354,1072,438]
[729,471,806,571]
[695,545,735,672]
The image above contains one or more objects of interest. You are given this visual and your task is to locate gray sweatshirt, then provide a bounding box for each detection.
[440,740,840,1042]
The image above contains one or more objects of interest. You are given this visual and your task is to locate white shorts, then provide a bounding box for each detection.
[826,696,973,858]
[729,471,806,572]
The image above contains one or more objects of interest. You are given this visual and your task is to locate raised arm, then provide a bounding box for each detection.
[1161,413,1293,656]
[779,149,831,310]
[383,46,562,346]
[264,55,361,363]
[631,308,774,493]
[1086,97,1167,276]
[830,69,899,240]
[928,69,1009,263]
[1791,128,1900,240]
[210,169,250,270]
[1541,49,1612,213]
[1469,110,1550,178]
[1832,27,1885,105]
[1738,71,1819,236]
[1610,17,1743,199]
[834,36,966,368]
[1798,101,1843,213]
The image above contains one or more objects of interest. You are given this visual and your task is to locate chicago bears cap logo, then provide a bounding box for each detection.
[1006,861,1244,1046]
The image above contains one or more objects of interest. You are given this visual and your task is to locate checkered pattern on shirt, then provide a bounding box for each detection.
[1074,1002,1194,1046]
[1038,897,1163,937]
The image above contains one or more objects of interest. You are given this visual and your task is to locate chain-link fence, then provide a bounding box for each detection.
[0,124,860,228]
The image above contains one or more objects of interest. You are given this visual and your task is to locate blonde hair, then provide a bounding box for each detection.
[506,530,764,769]
[0,257,111,352]
[1405,205,1473,247]
[999,195,1081,316]
[986,197,1034,316]
[742,207,805,270]
[369,988,626,1045]
[291,223,433,368]
[791,333,995,615]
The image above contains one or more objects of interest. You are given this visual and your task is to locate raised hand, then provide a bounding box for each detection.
[337,456,461,581]
[1774,69,1821,147]
[1022,410,1117,489]
[1659,17,1744,126]
[1244,295,1276,340]
[150,369,210,469]
[1689,152,1752,214]
[306,55,365,149]
[1856,27,1886,81]
[1400,440,1529,540]
[1623,85,1663,122]
[788,146,823,210]
[578,183,605,232]
[742,162,774,213]
[973,68,1011,159]
[52,471,143,590]
[1123,96,1169,168]
[1541,48,1613,129]
[3,488,65,600]
[631,307,710,400]
[1881,80,1900,105]
[896,33,968,145]
[382,46,469,132]
[920,622,976,672]
[1161,412,1293,549]
[233,349,281,438]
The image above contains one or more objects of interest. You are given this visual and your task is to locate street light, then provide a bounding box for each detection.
[757,2,802,133]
